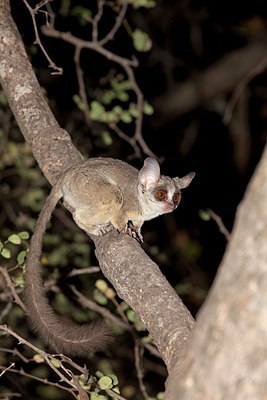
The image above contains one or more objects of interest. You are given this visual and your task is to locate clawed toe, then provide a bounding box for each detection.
[117,223,143,243]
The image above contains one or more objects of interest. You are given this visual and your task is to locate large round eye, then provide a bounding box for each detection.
[172,193,180,204]
[155,189,168,201]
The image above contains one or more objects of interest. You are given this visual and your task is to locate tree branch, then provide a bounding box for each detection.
[154,37,267,123]
[0,0,83,184]
[0,0,194,374]
[95,232,194,371]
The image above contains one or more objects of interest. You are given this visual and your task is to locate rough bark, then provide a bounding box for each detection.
[165,142,267,399]
[95,233,194,370]
[0,0,83,183]
[0,0,194,373]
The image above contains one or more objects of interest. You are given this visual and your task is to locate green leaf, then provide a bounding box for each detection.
[18,231,30,240]
[112,105,123,115]
[95,279,108,293]
[20,188,45,211]
[1,248,11,259]
[199,209,211,221]
[132,28,152,52]
[90,101,106,120]
[129,103,139,118]
[120,111,132,123]
[98,376,113,390]
[94,290,108,306]
[111,78,131,92]
[33,354,45,363]
[95,370,104,379]
[104,111,118,123]
[126,309,137,323]
[17,250,27,265]
[90,394,107,400]
[117,91,129,102]
[8,234,21,245]
[142,334,153,344]
[14,275,24,288]
[108,374,119,386]
[73,94,85,111]
[143,102,154,115]
[101,90,115,105]
[70,6,92,25]
[50,358,62,368]
[105,287,116,300]
[131,0,156,8]
[101,131,113,146]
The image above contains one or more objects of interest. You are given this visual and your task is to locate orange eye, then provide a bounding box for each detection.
[155,190,167,201]
[172,193,180,204]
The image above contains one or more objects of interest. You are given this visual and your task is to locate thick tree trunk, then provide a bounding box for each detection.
[166,142,267,399]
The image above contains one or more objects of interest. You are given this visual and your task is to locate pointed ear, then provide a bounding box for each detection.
[175,172,195,189]
[138,157,161,189]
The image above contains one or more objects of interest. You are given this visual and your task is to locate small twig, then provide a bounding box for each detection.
[41,10,157,158]
[109,123,142,158]
[22,0,63,74]
[70,286,130,331]
[0,325,80,392]
[72,375,89,400]
[106,388,128,400]
[99,2,128,46]
[134,340,150,399]
[143,342,161,359]
[223,53,267,124]
[207,209,231,241]
[68,266,100,277]
[92,0,104,43]
[0,301,12,322]
[0,365,75,394]
[0,392,21,399]
[74,46,91,122]
[57,354,88,375]
[0,346,30,363]
[42,27,138,69]
[0,267,26,312]
[0,362,15,377]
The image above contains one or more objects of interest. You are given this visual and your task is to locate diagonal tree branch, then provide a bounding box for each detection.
[0,0,194,375]
[154,37,267,123]
[0,0,83,184]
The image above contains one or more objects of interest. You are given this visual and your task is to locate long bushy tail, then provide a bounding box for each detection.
[24,184,112,356]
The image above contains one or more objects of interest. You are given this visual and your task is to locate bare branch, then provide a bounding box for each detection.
[0,267,26,312]
[0,325,79,392]
[0,0,84,184]
[154,38,267,123]
[22,0,63,74]
[42,18,155,157]
[99,2,128,46]
[207,209,231,241]
[223,52,267,124]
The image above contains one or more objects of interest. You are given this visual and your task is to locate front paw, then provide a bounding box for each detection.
[117,222,143,243]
